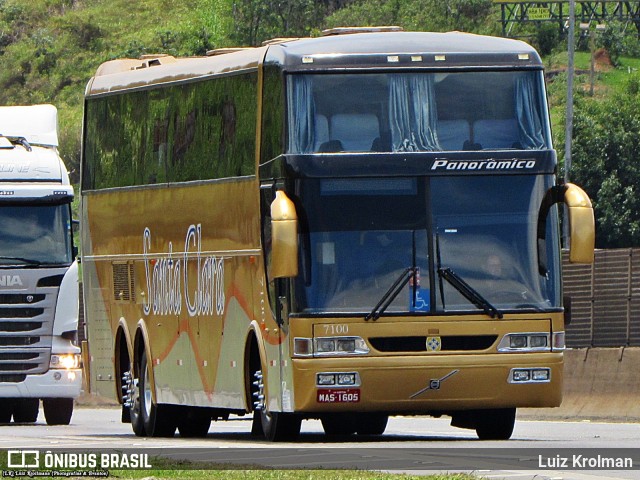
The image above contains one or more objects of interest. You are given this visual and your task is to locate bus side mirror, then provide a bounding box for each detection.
[537,183,595,276]
[564,183,595,264]
[270,190,299,278]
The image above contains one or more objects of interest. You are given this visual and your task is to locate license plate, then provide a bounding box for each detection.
[316,388,360,403]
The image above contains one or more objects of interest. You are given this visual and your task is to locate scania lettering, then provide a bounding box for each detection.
[81,29,594,441]
[0,105,81,425]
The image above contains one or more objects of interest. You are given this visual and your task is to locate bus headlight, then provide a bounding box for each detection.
[314,336,369,356]
[50,354,81,369]
[498,333,551,352]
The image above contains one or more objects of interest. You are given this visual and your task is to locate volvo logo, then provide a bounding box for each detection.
[410,369,460,398]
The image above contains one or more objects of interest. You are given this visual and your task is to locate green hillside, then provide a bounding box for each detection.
[0,0,229,180]
[3,0,640,247]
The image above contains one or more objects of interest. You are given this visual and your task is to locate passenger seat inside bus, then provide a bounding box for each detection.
[437,119,470,151]
[473,119,521,149]
[314,114,330,150]
[329,113,380,151]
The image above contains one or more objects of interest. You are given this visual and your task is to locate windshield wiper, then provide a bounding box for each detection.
[0,256,43,266]
[437,267,503,319]
[366,267,416,321]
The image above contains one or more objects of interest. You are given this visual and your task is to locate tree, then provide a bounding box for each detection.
[570,75,640,247]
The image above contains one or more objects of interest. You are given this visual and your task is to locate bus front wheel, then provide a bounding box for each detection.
[475,408,516,440]
[252,369,301,441]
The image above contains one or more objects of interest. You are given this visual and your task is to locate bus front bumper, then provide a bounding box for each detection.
[291,352,563,413]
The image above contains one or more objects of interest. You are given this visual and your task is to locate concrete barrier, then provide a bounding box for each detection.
[519,347,640,422]
[79,348,639,422]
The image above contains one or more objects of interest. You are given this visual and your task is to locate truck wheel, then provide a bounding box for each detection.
[475,408,516,440]
[43,398,73,425]
[13,399,39,423]
[139,354,176,437]
[0,399,15,423]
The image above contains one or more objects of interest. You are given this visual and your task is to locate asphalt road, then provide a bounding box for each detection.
[2,407,639,480]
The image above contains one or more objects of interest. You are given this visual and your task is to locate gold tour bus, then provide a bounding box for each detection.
[80,28,595,441]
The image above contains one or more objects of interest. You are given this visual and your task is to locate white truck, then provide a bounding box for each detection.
[0,104,82,425]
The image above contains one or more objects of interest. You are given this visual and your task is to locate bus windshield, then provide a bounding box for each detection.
[0,204,73,266]
[287,71,550,153]
[293,175,560,315]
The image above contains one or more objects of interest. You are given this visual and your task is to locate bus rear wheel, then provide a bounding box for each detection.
[475,408,516,440]
[178,407,212,438]
[138,354,176,437]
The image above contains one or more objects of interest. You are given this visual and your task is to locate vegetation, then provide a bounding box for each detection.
[2,0,640,247]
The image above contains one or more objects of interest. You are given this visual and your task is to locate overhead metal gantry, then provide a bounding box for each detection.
[495,1,640,37]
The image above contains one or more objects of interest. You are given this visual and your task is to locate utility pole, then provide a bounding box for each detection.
[564,0,575,245]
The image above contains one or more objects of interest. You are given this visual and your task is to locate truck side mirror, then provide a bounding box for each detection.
[537,183,595,275]
[270,190,299,278]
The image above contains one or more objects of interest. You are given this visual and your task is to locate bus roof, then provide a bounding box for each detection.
[85,31,542,97]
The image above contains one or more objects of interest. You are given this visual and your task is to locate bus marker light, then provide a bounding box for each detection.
[293,338,312,356]
[552,332,566,350]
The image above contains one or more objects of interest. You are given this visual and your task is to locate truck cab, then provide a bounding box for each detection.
[0,105,81,425]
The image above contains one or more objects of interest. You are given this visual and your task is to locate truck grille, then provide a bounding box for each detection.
[0,308,44,318]
[0,269,63,377]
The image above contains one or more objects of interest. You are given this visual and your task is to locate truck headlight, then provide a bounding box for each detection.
[50,354,81,369]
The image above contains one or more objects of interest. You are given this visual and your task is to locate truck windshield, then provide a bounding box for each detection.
[292,175,560,315]
[287,70,550,153]
[0,204,73,266]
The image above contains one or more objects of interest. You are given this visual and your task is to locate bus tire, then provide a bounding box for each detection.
[252,368,301,441]
[261,410,302,442]
[139,354,176,437]
[355,413,388,435]
[321,414,356,435]
[128,364,146,436]
[178,407,212,438]
[43,398,73,425]
[0,399,13,423]
[14,398,39,423]
[475,408,516,440]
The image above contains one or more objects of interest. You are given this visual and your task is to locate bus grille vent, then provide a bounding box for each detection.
[113,263,136,302]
